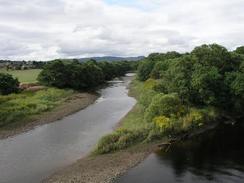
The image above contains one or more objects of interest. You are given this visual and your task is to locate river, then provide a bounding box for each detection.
[116,121,244,183]
[0,74,136,183]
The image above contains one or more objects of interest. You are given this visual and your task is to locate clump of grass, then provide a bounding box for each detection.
[119,104,150,130]
[0,88,74,128]
[94,128,149,154]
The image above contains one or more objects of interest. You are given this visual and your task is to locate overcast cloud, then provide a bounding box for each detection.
[0,0,244,60]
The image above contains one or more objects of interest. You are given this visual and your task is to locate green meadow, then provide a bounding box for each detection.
[0,69,42,83]
[0,88,74,128]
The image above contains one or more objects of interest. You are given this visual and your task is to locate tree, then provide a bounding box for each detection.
[147,51,181,62]
[191,44,233,73]
[98,61,115,80]
[137,60,155,81]
[150,60,170,79]
[235,46,244,55]
[191,65,222,105]
[37,59,132,90]
[144,44,243,108]
[0,73,19,95]
[38,60,68,88]
[144,93,182,122]
[82,62,104,88]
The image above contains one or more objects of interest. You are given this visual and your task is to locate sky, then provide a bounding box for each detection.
[0,0,244,61]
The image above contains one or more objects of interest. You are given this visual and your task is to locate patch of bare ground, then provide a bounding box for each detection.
[43,143,157,183]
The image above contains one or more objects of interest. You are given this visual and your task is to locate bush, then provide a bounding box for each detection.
[182,107,218,129]
[94,128,149,154]
[139,89,157,110]
[0,73,19,95]
[144,93,184,122]
[153,116,171,131]
[143,79,158,90]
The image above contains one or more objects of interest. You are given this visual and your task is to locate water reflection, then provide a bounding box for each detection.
[117,121,244,183]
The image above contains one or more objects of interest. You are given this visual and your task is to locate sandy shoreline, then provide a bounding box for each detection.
[0,92,98,140]
[43,143,157,183]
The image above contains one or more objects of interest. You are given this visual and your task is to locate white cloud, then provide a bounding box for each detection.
[0,0,243,60]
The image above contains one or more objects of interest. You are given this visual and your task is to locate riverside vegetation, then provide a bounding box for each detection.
[0,88,74,128]
[0,59,137,130]
[94,44,244,154]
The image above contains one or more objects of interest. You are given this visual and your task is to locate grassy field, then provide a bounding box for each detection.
[0,88,74,128]
[0,69,42,83]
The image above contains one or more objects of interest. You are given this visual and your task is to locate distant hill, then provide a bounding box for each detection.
[78,56,144,62]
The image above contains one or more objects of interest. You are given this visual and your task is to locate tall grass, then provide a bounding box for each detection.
[94,128,149,154]
[0,88,74,128]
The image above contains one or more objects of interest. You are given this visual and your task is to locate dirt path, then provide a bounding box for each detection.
[0,92,98,140]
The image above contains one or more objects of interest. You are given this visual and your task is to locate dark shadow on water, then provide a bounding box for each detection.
[117,121,244,183]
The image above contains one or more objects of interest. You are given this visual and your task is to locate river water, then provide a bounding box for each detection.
[0,74,136,183]
[117,122,244,183]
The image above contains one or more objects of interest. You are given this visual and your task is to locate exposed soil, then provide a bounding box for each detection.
[43,143,157,183]
[0,92,98,140]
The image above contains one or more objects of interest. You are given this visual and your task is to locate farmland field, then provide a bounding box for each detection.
[0,69,42,83]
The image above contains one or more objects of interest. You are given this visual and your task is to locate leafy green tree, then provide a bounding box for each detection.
[150,60,170,79]
[137,60,155,81]
[82,62,104,88]
[98,61,115,80]
[191,65,222,105]
[0,73,19,95]
[38,60,68,88]
[235,46,244,55]
[191,44,233,73]
[163,56,195,102]
[38,59,132,90]
[148,51,181,61]
[144,93,182,122]
[139,89,158,110]
[225,60,244,114]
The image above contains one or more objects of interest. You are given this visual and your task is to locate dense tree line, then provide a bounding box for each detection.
[38,59,137,90]
[137,44,244,128]
[0,60,47,70]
